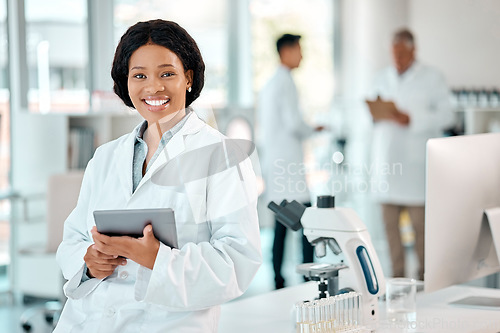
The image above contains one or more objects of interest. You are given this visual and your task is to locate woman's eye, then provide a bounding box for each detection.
[133,74,146,79]
[162,72,174,78]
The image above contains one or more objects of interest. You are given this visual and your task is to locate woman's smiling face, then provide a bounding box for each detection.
[127,43,193,124]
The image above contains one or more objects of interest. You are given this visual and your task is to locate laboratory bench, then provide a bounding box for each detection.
[219,281,500,333]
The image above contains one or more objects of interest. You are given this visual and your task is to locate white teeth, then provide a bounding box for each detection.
[145,99,169,106]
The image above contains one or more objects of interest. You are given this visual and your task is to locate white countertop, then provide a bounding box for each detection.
[219,282,317,333]
[219,282,500,333]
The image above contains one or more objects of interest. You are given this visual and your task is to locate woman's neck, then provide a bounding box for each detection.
[144,108,187,149]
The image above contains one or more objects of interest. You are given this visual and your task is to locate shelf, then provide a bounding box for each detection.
[457,108,500,135]
[455,107,500,113]
[66,113,142,170]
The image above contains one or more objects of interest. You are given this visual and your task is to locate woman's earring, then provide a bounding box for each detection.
[187,86,192,93]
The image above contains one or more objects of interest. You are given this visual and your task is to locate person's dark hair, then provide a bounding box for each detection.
[392,28,415,48]
[276,33,301,54]
[111,19,205,108]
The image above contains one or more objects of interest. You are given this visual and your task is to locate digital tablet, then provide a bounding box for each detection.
[93,208,178,248]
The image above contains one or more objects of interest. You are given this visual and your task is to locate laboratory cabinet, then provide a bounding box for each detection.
[11,110,142,195]
[10,111,141,300]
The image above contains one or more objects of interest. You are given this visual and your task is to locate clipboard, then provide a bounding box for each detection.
[365,98,397,120]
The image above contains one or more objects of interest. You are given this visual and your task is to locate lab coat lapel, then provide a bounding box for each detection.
[134,112,205,192]
[137,134,185,189]
[114,124,141,200]
[399,61,421,84]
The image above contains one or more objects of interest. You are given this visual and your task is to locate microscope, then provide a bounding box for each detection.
[268,195,386,328]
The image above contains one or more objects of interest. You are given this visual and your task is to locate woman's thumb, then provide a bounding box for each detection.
[144,224,153,236]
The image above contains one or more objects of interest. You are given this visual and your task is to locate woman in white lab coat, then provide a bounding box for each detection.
[54,20,261,333]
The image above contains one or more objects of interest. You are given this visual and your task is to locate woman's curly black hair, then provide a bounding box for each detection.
[111,19,205,108]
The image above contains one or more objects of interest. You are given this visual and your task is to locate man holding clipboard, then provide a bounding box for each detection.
[366,29,454,281]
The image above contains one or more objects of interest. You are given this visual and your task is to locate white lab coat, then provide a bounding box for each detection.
[257,65,314,203]
[55,112,262,333]
[369,62,454,205]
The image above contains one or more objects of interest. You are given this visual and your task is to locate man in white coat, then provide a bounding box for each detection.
[257,33,323,289]
[368,28,454,280]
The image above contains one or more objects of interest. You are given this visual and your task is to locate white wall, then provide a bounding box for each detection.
[335,0,409,256]
[338,0,409,165]
[337,0,409,141]
[341,0,409,103]
[409,0,500,88]
[11,112,67,195]
[340,0,500,98]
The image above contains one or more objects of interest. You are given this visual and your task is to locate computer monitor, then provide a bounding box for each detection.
[425,132,500,294]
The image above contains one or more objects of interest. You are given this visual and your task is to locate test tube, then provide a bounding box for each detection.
[347,292,354,328]
[295,301,313,333]
[326,297,334,332]
[304,302,314,333]
[316,299,324,332]
[295,301,304,333]
[356,293,363,327]
[326,298,333,332]
[332,296,340,332]
[351,293,359,327]
[342,293,350,329]
[344,293,351,329]
[314,299,324,332]
[341,294,348,329]
[334,295,341,331]
[295,301,303,333]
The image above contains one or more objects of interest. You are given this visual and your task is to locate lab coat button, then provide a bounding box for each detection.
[119,271,129,279]
[106,307,116,317]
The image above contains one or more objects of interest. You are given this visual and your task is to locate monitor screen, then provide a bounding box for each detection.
[425,133,500,293]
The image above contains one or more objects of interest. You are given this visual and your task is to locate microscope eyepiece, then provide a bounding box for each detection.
[267,200,306,231]
[267,201,281,214]
[317,195,335,208]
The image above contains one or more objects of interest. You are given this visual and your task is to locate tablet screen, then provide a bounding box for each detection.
[93,208,178,248]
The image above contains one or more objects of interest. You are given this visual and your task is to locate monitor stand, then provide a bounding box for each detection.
[485,207,500,264]
[449,295,500,310]
[449,207,500,310]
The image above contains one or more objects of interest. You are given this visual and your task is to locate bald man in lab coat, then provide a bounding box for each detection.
[257,34,323,289]
[368,29,454,281]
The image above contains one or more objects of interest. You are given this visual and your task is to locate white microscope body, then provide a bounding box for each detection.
[268,196,386,329]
